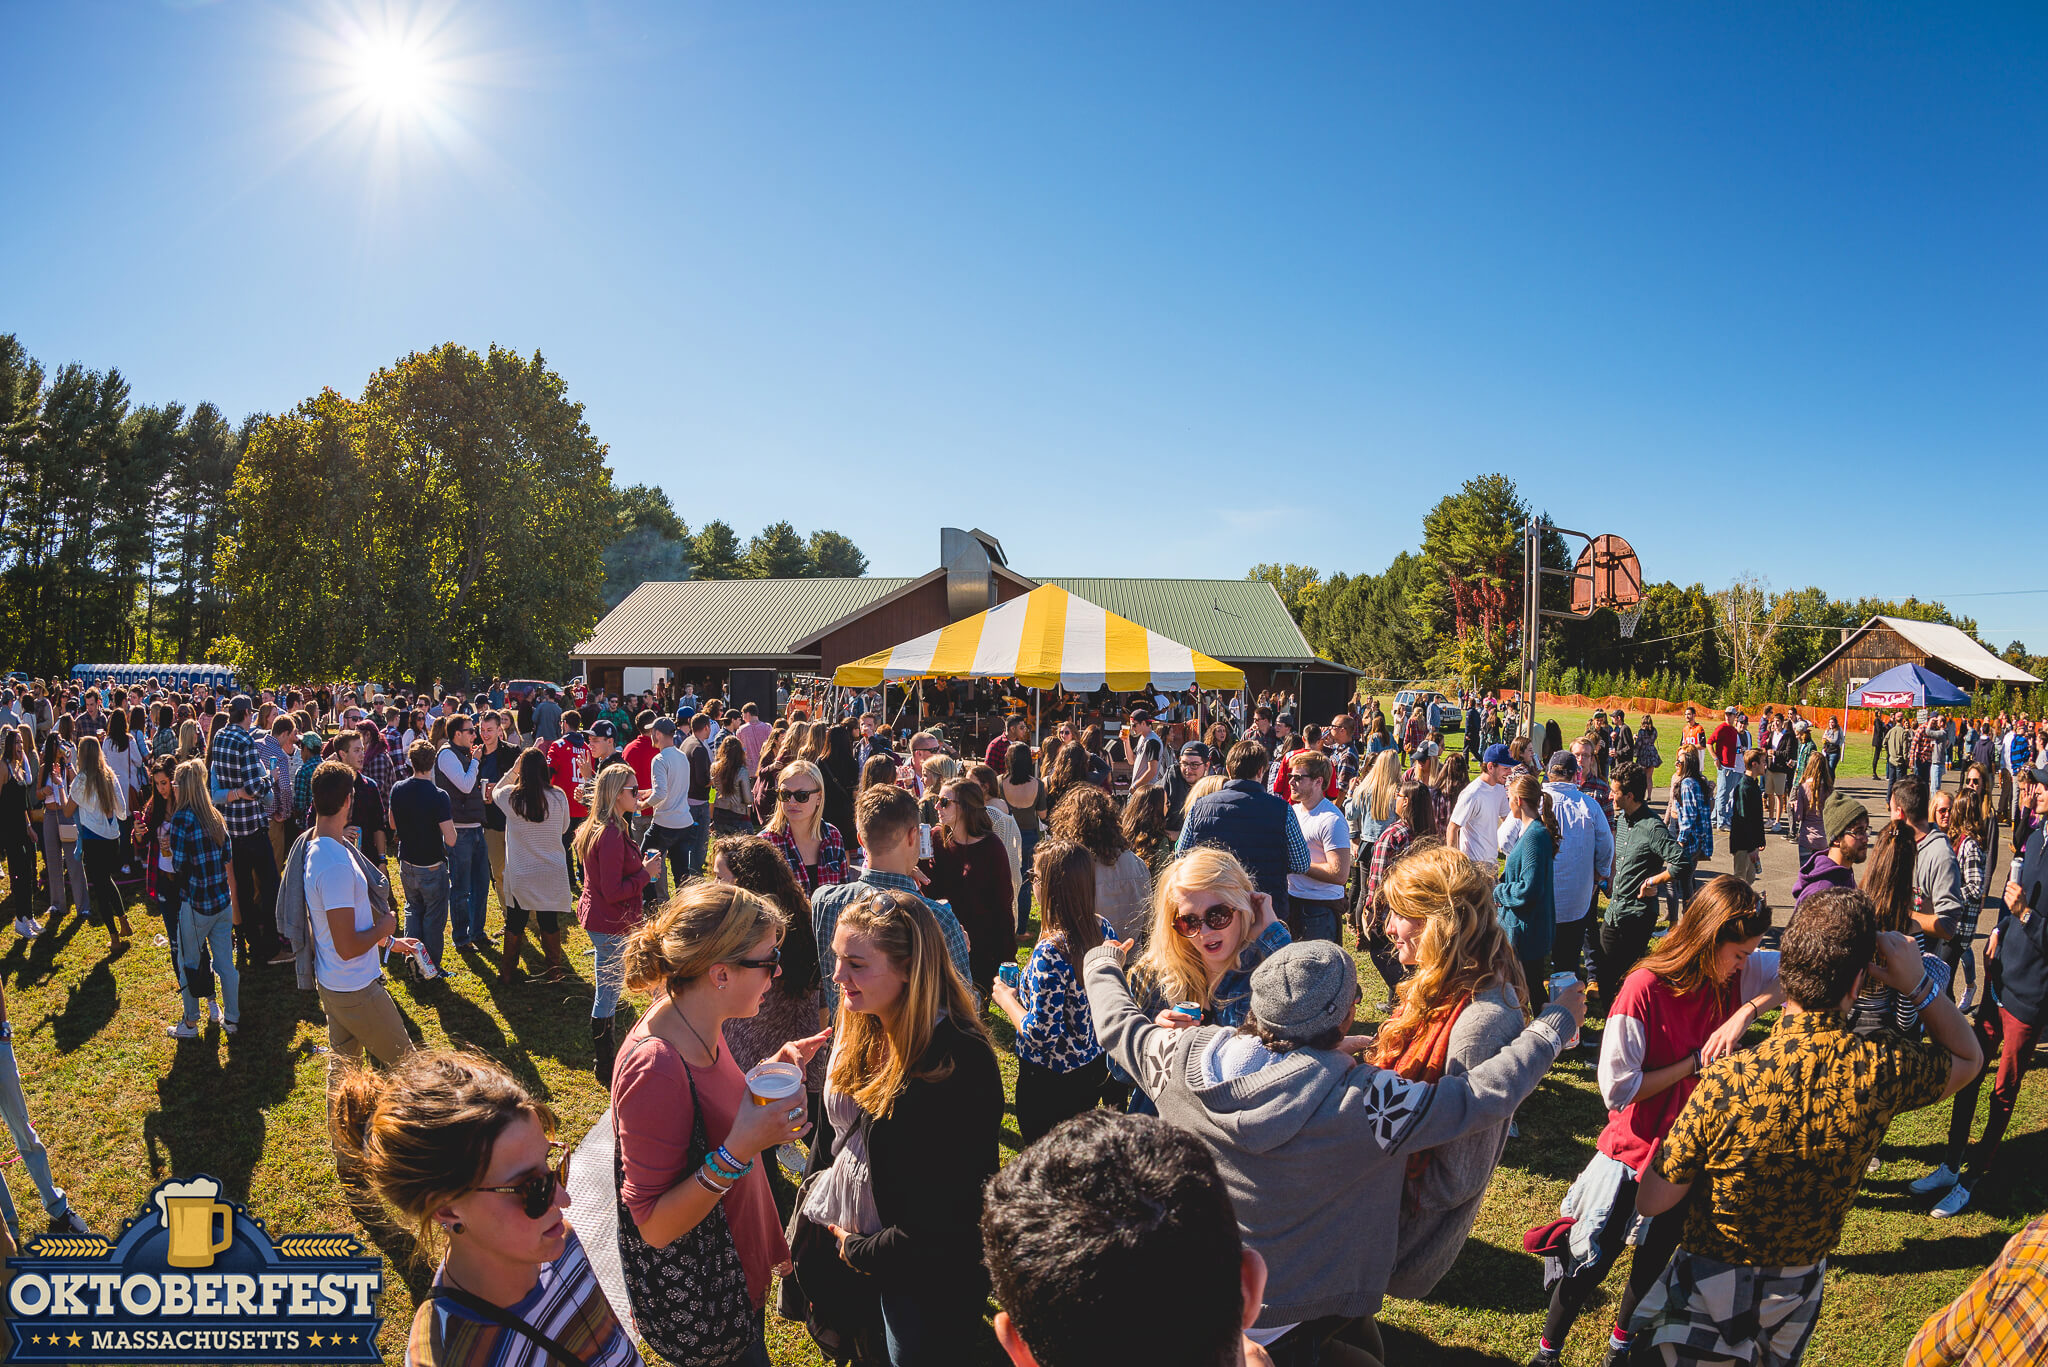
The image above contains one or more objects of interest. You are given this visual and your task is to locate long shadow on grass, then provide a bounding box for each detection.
[1378,1320,1520,1364]
[1831,1228,2011,1279]
[1420,1231,1553,1316]
[138,963,325,1204]
[5,909,92,992]
[37,957,120,1053]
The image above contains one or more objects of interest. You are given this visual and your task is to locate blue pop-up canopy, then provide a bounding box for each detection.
[1849,663,1971,709]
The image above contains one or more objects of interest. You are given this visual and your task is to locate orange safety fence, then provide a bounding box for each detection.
[1528,693,1876,731]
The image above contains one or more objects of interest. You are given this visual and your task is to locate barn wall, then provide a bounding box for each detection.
[1811,624,1976,693]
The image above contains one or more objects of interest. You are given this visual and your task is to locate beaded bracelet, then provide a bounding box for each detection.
[705,1154,747,1181]
[1913,976,1941,1016]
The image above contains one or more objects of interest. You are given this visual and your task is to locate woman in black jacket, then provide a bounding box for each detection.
[821,723,862,854]
[799,887,1003,1365]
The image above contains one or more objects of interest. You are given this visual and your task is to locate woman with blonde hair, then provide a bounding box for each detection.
[1377,843,1546,1299]
[70,735,134,946]
[761,757,845,895]
[167,759,238,1035]
[797,887,1003,1362]
[1787,751,1834,862]
[174,718,203,762]
[571,764,649,1087]
[611,881,829,1367]
[1123,847,1289,1074]
[1347,749,1402,851]
[1539,875,1778,1364]
[332,1048,637,1367]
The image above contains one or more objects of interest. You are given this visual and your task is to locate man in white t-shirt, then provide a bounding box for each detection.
[1447,743,1515,866]
[304,761,417,1092]
[1285,751,1352,945]
[1126,707,1166,793]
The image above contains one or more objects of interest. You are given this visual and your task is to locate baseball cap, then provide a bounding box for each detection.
[1128,706,1153,724]
[1545,749,1577,779]
[1483,743,1515,766]
[652,717,678,737]
[588,719,617,741]
[1179,741,1210,760]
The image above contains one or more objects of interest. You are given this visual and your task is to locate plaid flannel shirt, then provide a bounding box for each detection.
[256,737,296,824]
[762,823,847,895]
[1907,1216,2048,1367]
[1365,819,1413,908]
[811,868,975,1013]
[206,723,273,839]
[170,807,233,915]
[1677,776,1714,859]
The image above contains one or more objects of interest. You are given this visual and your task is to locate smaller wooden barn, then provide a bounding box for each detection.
[1794,615,2038,699]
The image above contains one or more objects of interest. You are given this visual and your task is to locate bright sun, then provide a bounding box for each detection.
[353,38,431,111]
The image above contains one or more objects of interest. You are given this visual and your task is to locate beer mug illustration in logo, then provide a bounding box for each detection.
[155,1177,235,1268]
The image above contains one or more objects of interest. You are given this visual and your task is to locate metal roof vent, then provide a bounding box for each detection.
[942,527,995,621]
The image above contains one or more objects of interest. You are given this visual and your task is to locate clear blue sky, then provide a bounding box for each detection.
[7,4,2047,647]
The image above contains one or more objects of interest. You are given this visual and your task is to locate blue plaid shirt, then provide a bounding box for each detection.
[811,868,976,1012]
[207,723,274,839]
[1677,776,1714,860]
[170,808,233,915]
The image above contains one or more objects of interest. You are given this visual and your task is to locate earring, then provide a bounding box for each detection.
[447,1221,464,1235]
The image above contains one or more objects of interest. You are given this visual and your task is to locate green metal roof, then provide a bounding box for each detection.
[1042,578,1317,664]
[575,574,1319,666]
[573,577,916,661]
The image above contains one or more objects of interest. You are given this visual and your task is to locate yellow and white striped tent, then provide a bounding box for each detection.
[832,584,1245,692]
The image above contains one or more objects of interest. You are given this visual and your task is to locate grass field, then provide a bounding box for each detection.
[8,710,2036,1367]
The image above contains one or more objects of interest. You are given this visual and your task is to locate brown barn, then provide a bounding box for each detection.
[1794,615,2038,699]
[572,527,1343,702]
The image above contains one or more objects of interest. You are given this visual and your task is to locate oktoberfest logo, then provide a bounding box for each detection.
[5,1175,382,1363]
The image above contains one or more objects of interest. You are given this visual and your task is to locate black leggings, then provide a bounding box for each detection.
[1542,1173,1688,1348]
[1014,1056,1107,1147]
[79,837,125,929]
[1,843,33,922]
[503,902,560,935]
[1596,916,1657,1006]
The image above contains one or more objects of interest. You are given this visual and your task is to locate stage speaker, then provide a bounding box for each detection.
[728,669,779,722]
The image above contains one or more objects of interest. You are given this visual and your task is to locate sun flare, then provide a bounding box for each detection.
[352,36,432,112]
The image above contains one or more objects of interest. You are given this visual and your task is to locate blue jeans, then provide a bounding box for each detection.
[679,803,711,879]
[400,859,450,968]
[642,823,692,899]
[449,828,490,945]
[1713,767,1737,829]
[0,1035,69,1229]
[880,1284,986,1366]
[1931,762,1946,794]
[589,930,627,1019]
[1292,894,1342,944]
[1016,826,1040,925]
[178,900,238,1025]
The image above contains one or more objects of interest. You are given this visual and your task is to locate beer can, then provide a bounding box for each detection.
[1174,1000,1203,1021]
[997,963,1021,990]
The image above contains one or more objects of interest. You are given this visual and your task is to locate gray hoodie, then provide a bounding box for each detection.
[1084,944,1569,1328]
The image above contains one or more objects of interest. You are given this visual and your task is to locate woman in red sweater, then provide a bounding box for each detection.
[923,778,1013,998]
[573,765,649,1089]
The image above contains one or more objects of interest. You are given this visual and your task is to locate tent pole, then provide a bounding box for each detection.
[1034,687,1041,746]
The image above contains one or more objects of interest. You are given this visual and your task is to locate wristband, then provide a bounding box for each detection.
[713,1145,753,1176]
[706,1150,750,1180]
[1913,978,1941,1015]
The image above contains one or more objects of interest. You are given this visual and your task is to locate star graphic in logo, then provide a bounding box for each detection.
[309,1332,326,1347]
[66,1332,83,1347]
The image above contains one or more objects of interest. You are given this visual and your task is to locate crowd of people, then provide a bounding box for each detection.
[0,670,2044,1366]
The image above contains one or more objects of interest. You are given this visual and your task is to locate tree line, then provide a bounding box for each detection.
[0,334,239,674]
[1253,472,2043,702]
[600,491,870,609]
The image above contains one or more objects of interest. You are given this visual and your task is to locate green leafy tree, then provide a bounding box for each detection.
[1411,474,1529,688]
[745,520,811,578]
[806,529,869,577]
[692,520,747,578]
[1248,564,1323,627]
[601,483,691,608]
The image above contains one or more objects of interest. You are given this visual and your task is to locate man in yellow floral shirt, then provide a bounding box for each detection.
[1626,888,1983,1365]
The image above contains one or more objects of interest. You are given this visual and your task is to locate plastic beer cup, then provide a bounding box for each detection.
[746,1060,804,1108]
[1548,972,1582,1049]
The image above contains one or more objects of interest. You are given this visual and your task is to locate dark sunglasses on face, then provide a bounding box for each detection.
[936,797,954,809]
[1174,905,1239,937]
[475,1141,570,1220]
[732,947,782,971]
[778,788,817,802]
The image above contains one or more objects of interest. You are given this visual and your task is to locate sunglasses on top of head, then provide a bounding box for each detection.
[474,1141,571,1220]
[1174,905,1238,937]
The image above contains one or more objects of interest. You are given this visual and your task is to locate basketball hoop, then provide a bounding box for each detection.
[1618,603,1643,639]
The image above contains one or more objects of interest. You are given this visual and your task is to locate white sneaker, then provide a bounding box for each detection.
[208,1001,222,1026]
[12,916,37,938]
[1931,1182,1974,1218]
[1909,1164,1959,1195]
[165,1021,199,1039]
[1867,1153,1882,1174]
[222,1021,237,1036]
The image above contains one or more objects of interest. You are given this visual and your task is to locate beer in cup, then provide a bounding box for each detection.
[746,1060,804,1108]
[1548,972,1583,1049]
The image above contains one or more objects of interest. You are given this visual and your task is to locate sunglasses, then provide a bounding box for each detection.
[778,788,818,803]
[936,797,955,809]
[475,1141,570,1220]
[732,947,782,971]
[1174,905,1239,937]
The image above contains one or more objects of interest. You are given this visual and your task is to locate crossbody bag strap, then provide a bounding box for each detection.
[428,1284,586,1367]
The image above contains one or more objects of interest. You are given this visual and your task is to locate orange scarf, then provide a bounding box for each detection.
[1379,993,1471,1213]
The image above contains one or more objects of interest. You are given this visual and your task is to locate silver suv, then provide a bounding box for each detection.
[1395,689,1463,732]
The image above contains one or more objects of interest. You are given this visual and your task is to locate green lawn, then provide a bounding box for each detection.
[10,795,2036,1366]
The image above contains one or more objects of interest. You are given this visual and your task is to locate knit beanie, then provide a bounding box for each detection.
[1248,941,1356,1044]
[1823,790,1869,846]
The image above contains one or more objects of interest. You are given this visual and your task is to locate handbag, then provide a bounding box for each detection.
[428,1284,586,1367]
[611,1035,755,1366]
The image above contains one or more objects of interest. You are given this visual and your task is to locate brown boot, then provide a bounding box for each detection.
[539,932,566,983]
[499,930,528,985]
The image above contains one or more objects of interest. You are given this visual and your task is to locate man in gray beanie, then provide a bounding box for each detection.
[1086,936,1582,1366]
